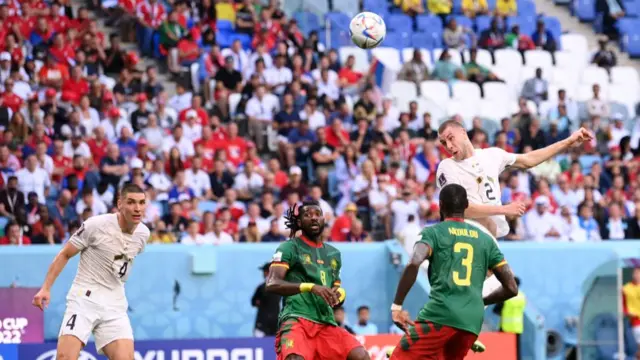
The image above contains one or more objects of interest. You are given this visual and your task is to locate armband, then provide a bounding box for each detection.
[299,283,314,293]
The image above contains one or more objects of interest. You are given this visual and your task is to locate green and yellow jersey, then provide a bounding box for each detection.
[271,236,342,326]
[417,219,506,335]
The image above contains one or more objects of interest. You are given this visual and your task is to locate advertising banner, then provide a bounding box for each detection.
[358,332,517,360]
[0,288,44,344]
[0,332,515,359]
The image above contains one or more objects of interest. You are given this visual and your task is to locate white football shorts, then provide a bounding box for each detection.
[58,286,133,354]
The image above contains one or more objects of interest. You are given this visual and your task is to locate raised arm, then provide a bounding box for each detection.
[483,263,518,305]
[511,128,593,169]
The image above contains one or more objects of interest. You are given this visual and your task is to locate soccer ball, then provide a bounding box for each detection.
[349,12,386,49]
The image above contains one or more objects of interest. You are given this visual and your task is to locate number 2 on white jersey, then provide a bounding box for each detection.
[453,242,474,286]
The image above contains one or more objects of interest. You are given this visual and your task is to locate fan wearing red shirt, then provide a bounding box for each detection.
[178,95,209,125]
[48,2,72,33]
[0,222,31,245]
[0,78,23,112]
[5,34,23,66]
[330,203,358,242]
[338,55,363,86]
[223,123,248,168]
[49,33,76,66]
[24,123,51,150]
[177,34,200,65]
[136,0,166,56]
[325,119,350,149]
[194,126,222,160]
[38,55,70,88]
[86,126,110,167]
[62,65,89,99]
[50,139,71,183]
[251,8,282,51]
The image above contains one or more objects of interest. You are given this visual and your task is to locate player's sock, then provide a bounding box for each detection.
[471,340,486,353]
[482,274,502,310]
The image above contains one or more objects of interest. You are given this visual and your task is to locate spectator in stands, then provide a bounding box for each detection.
[208,218,234,245]
[495,0,517,17]
[462,0,489,18]
[0,221,30,245]
[236,0,258,35]
[596,0,625,41]
[398,48,430,86]
[333,306,355,334]
[443,18,474,50]
[261,219,286,242]
[16,154,50,204]
[0,176,25,225]
[431,49,463,83]
[532,18,557,55]
[602,202,629,239]
[576,203,602,241]
[395,0,425,16]
[524,196,562,241]
[591,37,617,73]
[479,17,505,52]
[521,68,548,106]
[428,0,453,23]
[504,25,535,54]
[587,83,610,118]
[464,48,502,90]
[136,0,166,57]
[345,219,371,242]
[352,305,378,335]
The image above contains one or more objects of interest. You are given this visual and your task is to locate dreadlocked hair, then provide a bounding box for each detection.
[284,200,322,239]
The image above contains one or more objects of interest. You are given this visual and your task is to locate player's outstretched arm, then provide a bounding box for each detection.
[482,263,518,305]
[32,242,81,311]
[511,128,593,169]
[266,265,340,306]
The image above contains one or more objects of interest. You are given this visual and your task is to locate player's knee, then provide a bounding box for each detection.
[108,352,134,360]
[285,355,305,360]
[347,347,371,360]
[56,351,79,360]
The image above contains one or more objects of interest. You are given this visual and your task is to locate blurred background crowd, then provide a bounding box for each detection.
[0,0,638,249]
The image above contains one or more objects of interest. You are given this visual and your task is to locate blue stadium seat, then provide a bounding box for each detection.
[506,16,535,35]
[517,0,536,12]
[294,11,321,35]
[198,200,218,213]
[416,15,443,32]
[486,0,497,11]
[217,20,234,32]
[325,12,351,29]
[475,15,492,32]
[217,31,232,48]
[386,31,412,49]
[452,0,464,14]
[329,29,354,47]
[363,0,389,14]
[626,29,640,57]
[411,32,434,49]
[386,14,413,33]
[544,16,563,42]
[624,0,640,17]
[453,15,473,29]
[575,0,596,21]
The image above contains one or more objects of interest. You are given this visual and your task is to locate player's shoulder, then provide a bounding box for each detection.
[276,238,298,251]
[437,158,457,171]
[83,213,117,229]
[323,242,341,255]
[135,222,151,242]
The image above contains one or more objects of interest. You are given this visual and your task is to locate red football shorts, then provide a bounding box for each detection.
[390,321,478,360]
[275,317,363,360]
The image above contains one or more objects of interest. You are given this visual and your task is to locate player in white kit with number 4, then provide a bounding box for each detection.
[32,184,150,360]
[435,120,592,352]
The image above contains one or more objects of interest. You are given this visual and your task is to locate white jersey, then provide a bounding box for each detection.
[436,147,517,238]
[68,213,150,302]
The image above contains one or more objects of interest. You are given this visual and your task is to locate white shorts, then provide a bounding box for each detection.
[633,326,640,344]
[59,288,133,354]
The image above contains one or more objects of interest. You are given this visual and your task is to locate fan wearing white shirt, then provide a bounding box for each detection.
[208,218,234,245]
[34,142,54,177]
[317,68,341,101]
[524,196,562,241]
[185,156,212,199]
[182,110,203,142]
[233,161,264,201]
[249,43,273,71]
[16,155,50,204]
[162,124,195,160]
[245,84,278,151]
[100,107,133,143]
[238,203,270,236]
[264,54,292,95]
[299,99,326,131]
[76,187,109,216]
[222,40,250,73]
[181,220,212,245]
[168,83,193,113]
[310,56,339,84]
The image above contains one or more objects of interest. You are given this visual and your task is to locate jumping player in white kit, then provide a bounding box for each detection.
[435,119,592,352]
[32,184,150,360]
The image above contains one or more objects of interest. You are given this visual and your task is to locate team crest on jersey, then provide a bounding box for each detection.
[272,251,283,262]
[284,338,294,348]
[317,259,324,264]
[438,173,447,187]
[330,258,338,270]
[303,254,312,264]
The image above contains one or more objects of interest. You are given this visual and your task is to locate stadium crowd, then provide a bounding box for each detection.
[0,0,638,248]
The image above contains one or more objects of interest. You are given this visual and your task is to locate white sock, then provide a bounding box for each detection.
[482,274,501,310]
